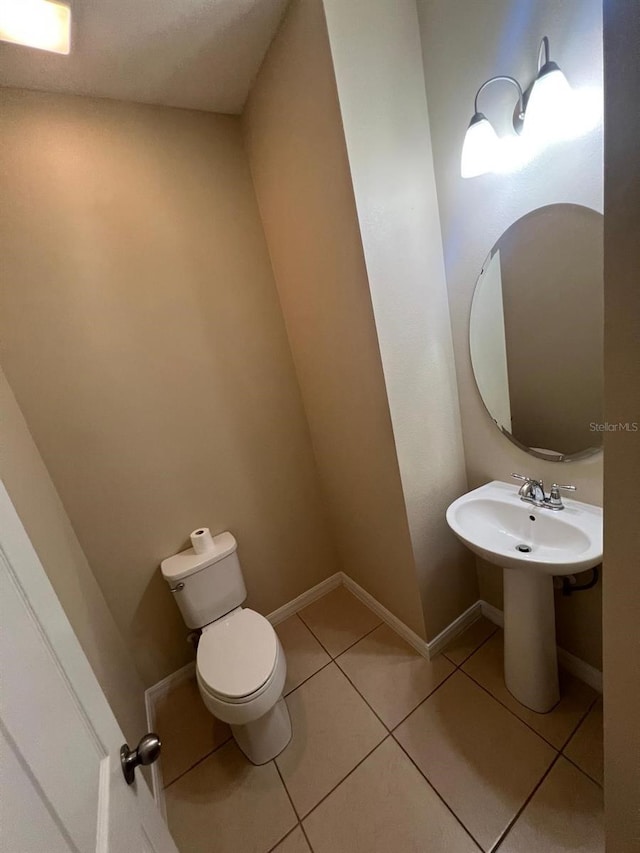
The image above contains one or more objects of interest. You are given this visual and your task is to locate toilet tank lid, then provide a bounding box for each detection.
[160,531,237,583]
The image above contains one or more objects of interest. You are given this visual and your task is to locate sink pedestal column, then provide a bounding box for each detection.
[503,568,559,713]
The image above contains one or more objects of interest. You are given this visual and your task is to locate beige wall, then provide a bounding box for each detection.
[321,0,477,637]
[243,0,427,638]
[0,87,338,686]
[0,367,147,745]
[602,2,640,848]
[418,0,604,668]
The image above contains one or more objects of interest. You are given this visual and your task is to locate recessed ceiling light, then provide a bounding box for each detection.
[0,0,71,55]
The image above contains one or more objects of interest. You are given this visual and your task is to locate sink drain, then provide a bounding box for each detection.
[516,544,532,553]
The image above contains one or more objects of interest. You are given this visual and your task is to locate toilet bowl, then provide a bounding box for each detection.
[195,608,291,764]
[160,532,292,765]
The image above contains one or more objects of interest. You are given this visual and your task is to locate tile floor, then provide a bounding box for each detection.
[158,587,604,853]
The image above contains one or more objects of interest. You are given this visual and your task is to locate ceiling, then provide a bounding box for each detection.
[0,0,289,114]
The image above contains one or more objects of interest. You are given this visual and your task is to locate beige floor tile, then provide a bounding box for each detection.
[443,616,498,666]
[304,738,479,853]
[498,757,604,852]
[336,623,455,728]
[165,740,296,853]
[462,631,597,748]
[298,586,381,657]
[276,615,331,695]
[395,671,555,851]
[155,673,231,786]
[270,826,311,853]
[276,663,386,816]
[564,698,604,785]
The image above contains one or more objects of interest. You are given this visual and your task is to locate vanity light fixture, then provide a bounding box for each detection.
[523,37,573,142]
[0,0,71,55]
[461,37,572,178]
[461,76,525,179]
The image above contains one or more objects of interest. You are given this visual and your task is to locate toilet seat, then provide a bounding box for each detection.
[197,608,278,703]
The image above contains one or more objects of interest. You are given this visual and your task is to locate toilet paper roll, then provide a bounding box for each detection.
[190,527,215,554]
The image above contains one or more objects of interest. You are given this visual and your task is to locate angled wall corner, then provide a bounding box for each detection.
[321,0,478,637]
[243,0,428,640]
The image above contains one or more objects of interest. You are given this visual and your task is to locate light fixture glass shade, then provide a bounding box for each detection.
[0,0,71,54]
[523,63,573,143]
[461,113,500,178]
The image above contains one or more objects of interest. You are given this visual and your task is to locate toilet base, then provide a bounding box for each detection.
[231,697,292,765]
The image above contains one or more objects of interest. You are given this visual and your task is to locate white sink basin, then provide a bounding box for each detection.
[446,480,603,713]
[446,480,602,575]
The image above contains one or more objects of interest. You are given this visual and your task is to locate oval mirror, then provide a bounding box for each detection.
[470,203,603,462]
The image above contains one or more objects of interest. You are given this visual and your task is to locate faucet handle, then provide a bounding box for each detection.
[511,473,543,488]
[547,483,577,510]
[550,483,576,496]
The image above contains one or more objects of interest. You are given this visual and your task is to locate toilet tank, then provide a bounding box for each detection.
[160,532,247,629]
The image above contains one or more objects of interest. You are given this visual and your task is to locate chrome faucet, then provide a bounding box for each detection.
[511,474,576,511]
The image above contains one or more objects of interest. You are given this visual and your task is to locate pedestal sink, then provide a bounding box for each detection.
[446,481,602,712]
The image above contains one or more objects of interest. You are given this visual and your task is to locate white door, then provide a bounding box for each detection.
[0,481,179,853]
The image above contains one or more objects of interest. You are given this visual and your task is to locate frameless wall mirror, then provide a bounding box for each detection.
[470,203,603,462]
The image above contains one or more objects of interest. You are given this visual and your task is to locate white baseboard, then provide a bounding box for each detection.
[557,647,603,693]
[341,573,430,659]
[480,600,504,628]
[145,661,196,813]
[480,599,602,693]
[266,573,342,625]
[427,600,483,658]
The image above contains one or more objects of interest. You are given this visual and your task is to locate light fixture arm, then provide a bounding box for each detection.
[538,36,550,71]
[473,76,525,122]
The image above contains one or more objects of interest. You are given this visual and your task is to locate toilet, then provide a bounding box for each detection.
[160,531,292,765]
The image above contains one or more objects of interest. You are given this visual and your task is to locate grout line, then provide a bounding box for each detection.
[332,662,391,731]
[281,625,400,706]
[295,585,383,660]
[391,733,483,851]
[295,607,336,657]
[295,607,382,661]
[334,620,384,661]
[299,812,313,853]
[266,822,302,853]
[556,692,599,752]
[327,621,383,658]
[490,752,562,852]
[162,735,232,791]
[274,758,304,824]
[332,621,468,734]
[283,658,334,699]
[560,752,604,789]
[390,667,459,733]
[298,819,314,852]
[442,623,500,668]
[457,668,569,753]
[291,611,330,655]
[296,734,391,822]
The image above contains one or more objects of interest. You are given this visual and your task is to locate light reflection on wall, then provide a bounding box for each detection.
[494,85,603,174]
